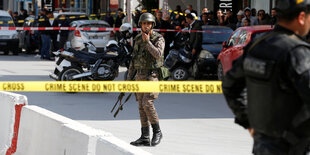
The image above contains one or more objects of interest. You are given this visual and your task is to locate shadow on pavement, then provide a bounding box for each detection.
[17,91,233,121]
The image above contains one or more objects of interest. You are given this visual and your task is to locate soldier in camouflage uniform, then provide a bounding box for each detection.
[127,13,165,146]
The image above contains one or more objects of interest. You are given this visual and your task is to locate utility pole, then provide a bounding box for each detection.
[127,0,131,23]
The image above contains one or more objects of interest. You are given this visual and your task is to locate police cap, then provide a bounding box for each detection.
[276,0,310,11]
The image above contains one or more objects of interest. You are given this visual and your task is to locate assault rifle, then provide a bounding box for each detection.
[111,70,136,117]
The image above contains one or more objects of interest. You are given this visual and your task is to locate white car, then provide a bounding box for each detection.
[0,10,19,55]
[53,12,88,20]
[67,20,111,51]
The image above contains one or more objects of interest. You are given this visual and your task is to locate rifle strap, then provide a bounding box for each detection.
[113,93,132,117]
[111,92,124,113]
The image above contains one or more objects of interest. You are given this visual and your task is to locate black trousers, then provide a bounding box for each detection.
[253,133,309,155]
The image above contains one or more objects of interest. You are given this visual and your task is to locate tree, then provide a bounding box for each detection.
[141,0,158,12]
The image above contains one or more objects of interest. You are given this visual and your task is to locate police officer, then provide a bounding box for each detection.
[127,13,165,146]
[222,0,310,154]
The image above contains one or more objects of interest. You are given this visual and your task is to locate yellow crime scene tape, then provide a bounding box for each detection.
[1,8,197,25]
[0,81,223,94]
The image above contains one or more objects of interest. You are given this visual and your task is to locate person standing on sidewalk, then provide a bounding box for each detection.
[127,13,165,147]
[223,0,310,154]
[39,10,52,60]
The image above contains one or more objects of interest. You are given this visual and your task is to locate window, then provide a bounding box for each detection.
[227,30,240,47]
[202,28,232,44]
[237,30,247,45]
[0,16,15,27]
[251,31,268,41]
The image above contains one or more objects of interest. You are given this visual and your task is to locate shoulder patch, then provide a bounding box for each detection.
[290,45,310,74]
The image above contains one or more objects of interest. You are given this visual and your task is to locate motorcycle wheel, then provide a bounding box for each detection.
[217,62,224,81]
[103,69,118,81]
[58,67,84,81]
[172,67,189,81]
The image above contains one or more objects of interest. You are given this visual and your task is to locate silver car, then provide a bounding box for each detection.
[0,10,19,55]
[67,20,111,51]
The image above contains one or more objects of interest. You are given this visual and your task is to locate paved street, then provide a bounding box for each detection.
[0,54,252,155]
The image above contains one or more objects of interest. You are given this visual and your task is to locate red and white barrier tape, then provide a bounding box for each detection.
[0,27,232,34]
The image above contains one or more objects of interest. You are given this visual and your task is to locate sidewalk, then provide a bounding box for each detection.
[81,119,253,155]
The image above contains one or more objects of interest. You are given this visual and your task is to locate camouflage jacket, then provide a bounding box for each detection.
[127,31,165,80]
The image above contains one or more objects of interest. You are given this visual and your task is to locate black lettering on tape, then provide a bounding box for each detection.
[135,84,139,92]
[45,83,66,91]
[102,84,115,92]
[159,84,180,93]
[118,84,139,92]
[205,85,215,93]
[21,83,25,90]
[182,85,188,93]
[182,84,203,93]
[69,83,90,92]
[3,83,25,91]
[217,85,222,93]
[1,81,222,93]
[92,84,101,92]
[118,84,123,91]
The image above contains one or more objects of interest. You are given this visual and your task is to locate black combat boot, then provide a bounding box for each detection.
[151,124,163,146]
[130,127,151,146]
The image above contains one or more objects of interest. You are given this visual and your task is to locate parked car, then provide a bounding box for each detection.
[53,12,88,21]
[217,25,273,80]
[195,25,233,78]
[18,17,40,53]
[53,12,89,50]
[67,20,111,51]
[0,10,19,55]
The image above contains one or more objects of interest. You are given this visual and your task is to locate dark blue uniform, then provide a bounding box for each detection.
[223,25,310,155]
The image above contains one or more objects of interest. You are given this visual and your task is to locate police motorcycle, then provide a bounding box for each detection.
[164,28,194,81]
[49,23,133,81]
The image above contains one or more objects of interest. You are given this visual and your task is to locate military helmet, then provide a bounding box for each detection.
[138,13,156,27]
[276,0,310,11]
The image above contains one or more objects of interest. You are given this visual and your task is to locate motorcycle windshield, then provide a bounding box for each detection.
[179,49,192,59]
[164,50,179,69]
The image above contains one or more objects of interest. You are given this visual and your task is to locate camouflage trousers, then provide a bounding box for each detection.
[135,72,159,127]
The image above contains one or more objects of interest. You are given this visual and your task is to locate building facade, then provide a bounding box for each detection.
[6,0,95,14]
[1,0,277,18]
[54,0,91,13]
[163,0,276,17]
